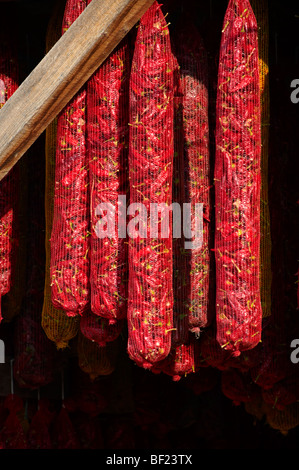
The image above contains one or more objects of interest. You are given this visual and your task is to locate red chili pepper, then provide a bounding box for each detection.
[50,0,90,317]
[215,0,262,356]
[0,25,19,322]
[87,35,129,323]
[127,2,175,368]
[170,17,211,346]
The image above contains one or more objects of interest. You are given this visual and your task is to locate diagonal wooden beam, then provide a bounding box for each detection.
[0,0,154,181]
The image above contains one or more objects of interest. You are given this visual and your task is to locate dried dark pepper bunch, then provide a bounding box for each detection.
[152,335,200,382]
[173,19,211,337]
[0,24,19,321]
[50,0,90,317]
[127,2,175,368]
[87,36,130,323]
[80,310,124,347]
[214,0,262,356]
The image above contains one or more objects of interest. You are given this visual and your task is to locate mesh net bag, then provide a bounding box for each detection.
[265,401,299,435]
[2,156,28,323]
[171,53,189,346]
[0,20,19,322]
[42,0,80,349]
[77,332,120,380]
[14,139,56,390]
[244,391,266,422]
[261,364,299,411]
[127,2,175,368]
[221,369,260,406]
[199,323,258,372]
[214,0,262,356]
[0,395,28,449]
[172,18,211,337]
[80,311,124,347]
[27,399,54,449]
[51,405,79,449]
[152,334,200,382]
[87,35,130,324]
[50,0,90,316]
[251,0,272,319]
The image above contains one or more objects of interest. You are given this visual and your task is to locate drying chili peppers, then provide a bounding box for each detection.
[214,0,262,356]
[127,1,175,368]
[171,53,189,346]
[152,335,200,382]
[80,311,124,347]
[87,37,130,323]
[0,25,18,322]
[173,19,211,337]
[50,0,90,317]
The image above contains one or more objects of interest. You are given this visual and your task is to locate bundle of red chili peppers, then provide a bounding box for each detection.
[127,1,175,369]
[214,0,262,356]
[50,0,90,317]
[47,0,267,384]
[87,36,130,324]
[173,19,211,337]
[0,25,19,322]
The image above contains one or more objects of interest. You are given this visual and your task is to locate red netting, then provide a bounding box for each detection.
[0,395,28,449]
[87,36,130,324]
[152,335,200,382]
[221,369,260,406]
[51,405,79,449]
[14,142,56,390]
[77,332,120,380]
[50,0,90,316]
[214,0,262,356]
[199,325,258,372]
[42,0,80,350]
[261,365,299,411]
[172,18,211,337]
[80,311,124,347]
[249,325,287,390]
[127,2,175,368]
[183,366,219,396]
[265,402,299,435]
[27,399,54,449]
[171,53,189,345]
[0,23,19,322]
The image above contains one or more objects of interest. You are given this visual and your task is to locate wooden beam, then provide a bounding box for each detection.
[0,0,154,181]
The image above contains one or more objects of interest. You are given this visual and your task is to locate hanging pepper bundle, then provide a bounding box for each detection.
[80,311,124,347]
[251,0,272,319]
[51,405,79,449]
[266,402,299,435]
[50,0,90,317]
[200,325,257,372]
[173,18,211,336]
[171,54,189,345]
[214,0,262,356]
[42,0,80,349]
[261,363,299,411]
[0,22,19,322]
[14,139,56,390]
[0,395,28,449]
[87,36,130,324]
[77,332,120,380]
[127,2,175,368]
[27,399,54,449]
[221,369,259,406]
[152,335,200,382]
